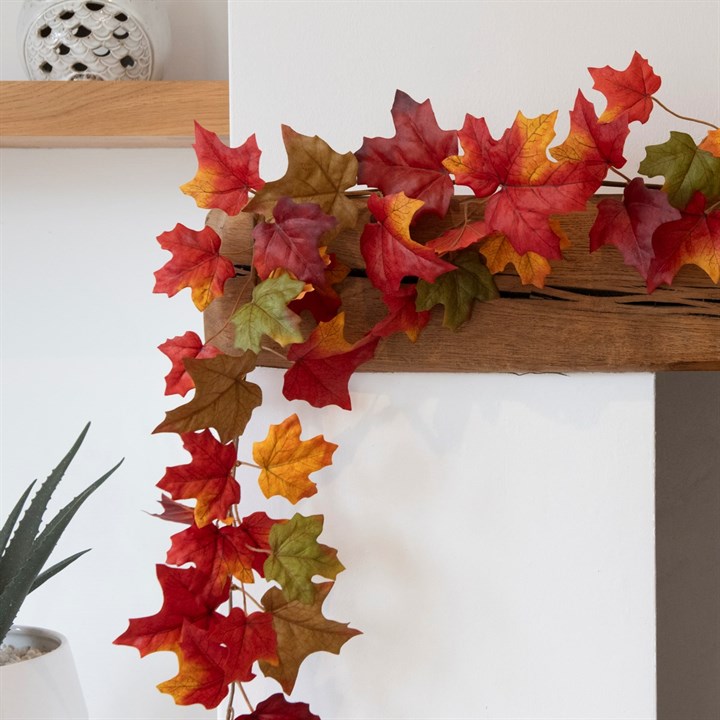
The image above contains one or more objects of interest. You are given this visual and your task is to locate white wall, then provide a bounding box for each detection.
[0,148,212,719]
[1,4,227,717]
[224,0,716,717]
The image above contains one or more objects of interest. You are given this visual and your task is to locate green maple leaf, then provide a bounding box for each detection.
[639,132,720,209]
[264,514,344,604]
[415,249,499,330]
[230,274,305,353]
[245,125,359,232]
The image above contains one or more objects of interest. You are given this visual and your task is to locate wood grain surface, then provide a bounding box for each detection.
[204,196,720,373]
[0,81,228,147]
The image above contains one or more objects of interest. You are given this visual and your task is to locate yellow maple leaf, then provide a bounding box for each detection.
[252,414,337,504]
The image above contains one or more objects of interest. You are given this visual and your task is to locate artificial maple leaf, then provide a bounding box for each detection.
[477,232,554,288]
[426,218,489,255]
[416,249,498,329]
[235,693,321,720]
[149,495,196,525]
[252,197,337,285]
[158,620,230,709]
[639,132,720,209]
[158,332,222,397]
[260,582,360,694]
[154,353,262,443]
[208,608,279,682]
[154,224,236,311]
[445,111,603,259]
[589,177,681,277]
[282,313,379,410]
[289,252,350,322]
[647,193,720,291]
[370,286,431,342]
[114,565,227,656]
[157,430,238,528]
[236,511,285,577]
[699,129,720,158]
[252,414,337,504]
[245,126,358,232]
[356,90,457,218]
[231,274,305,353]
[168,523,254,588]
[265,514,344,604]
[549,91,629,168]
[180,122,264,215]
[588,51,661,124]
[360,193,455,294]
[159,610,277,709]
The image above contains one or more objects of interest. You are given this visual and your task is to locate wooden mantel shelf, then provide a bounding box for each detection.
[205,197,720,373]
[0,80,228,148]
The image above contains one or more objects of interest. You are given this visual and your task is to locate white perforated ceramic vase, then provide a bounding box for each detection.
[18,0,170,80]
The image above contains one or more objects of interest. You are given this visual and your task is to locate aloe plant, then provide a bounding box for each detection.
[0,423,122,643]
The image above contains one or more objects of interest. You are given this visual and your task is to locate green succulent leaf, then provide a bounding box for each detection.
[264,514,344,604]
[639,131,720,209]
[0,426,121,642]
[416,249,499,330]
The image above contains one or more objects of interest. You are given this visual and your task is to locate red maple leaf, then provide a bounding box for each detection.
[114,565,228,656]
[158,610,278,709]
[283,313,379,410]
[154,224,236,311]
[356,90,458,218]
[361,193,455,294]
[590,178,681,277]
[588,51,661,124]
[158,332,222,397]
[235,693,321,720]
[149,495,196,525]
[208,608,278,683]
[288,252,350,322]
[167,512,282,588]
[157,430,239,528]
[370,286,430,342]
[445,106,614,259]
[550,91,629,168]
[180,122,264,215]
[426,219,489,255]
[647,193,720,291]
[252,197,337,285]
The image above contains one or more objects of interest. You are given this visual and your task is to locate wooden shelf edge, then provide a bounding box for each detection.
[0,80,228,148]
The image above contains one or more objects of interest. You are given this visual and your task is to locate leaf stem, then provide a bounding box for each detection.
[239,586,264,611]
[260,345,290,362]
[238,460,262,470]
[706,199,720,214]
[225,680,236,720]
[246,545,271,555]
[652,97,718,129]
[609,167,632,183]
[240,580,248,614]
[237,682,254,713]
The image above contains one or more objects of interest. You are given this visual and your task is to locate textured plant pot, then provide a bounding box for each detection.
[18,0,171,80]
[0,626,88,720]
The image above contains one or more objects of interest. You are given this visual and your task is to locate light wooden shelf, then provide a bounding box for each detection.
[0,80,228,148]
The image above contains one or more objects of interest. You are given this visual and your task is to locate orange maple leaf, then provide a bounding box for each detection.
[252,414,337,504]
[180,122,264,215]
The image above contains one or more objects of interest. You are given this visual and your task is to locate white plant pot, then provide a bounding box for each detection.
[0,626,88,720]
[18,0,171,80]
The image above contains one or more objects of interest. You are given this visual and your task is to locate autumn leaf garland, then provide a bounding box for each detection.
[118,52,719,719]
